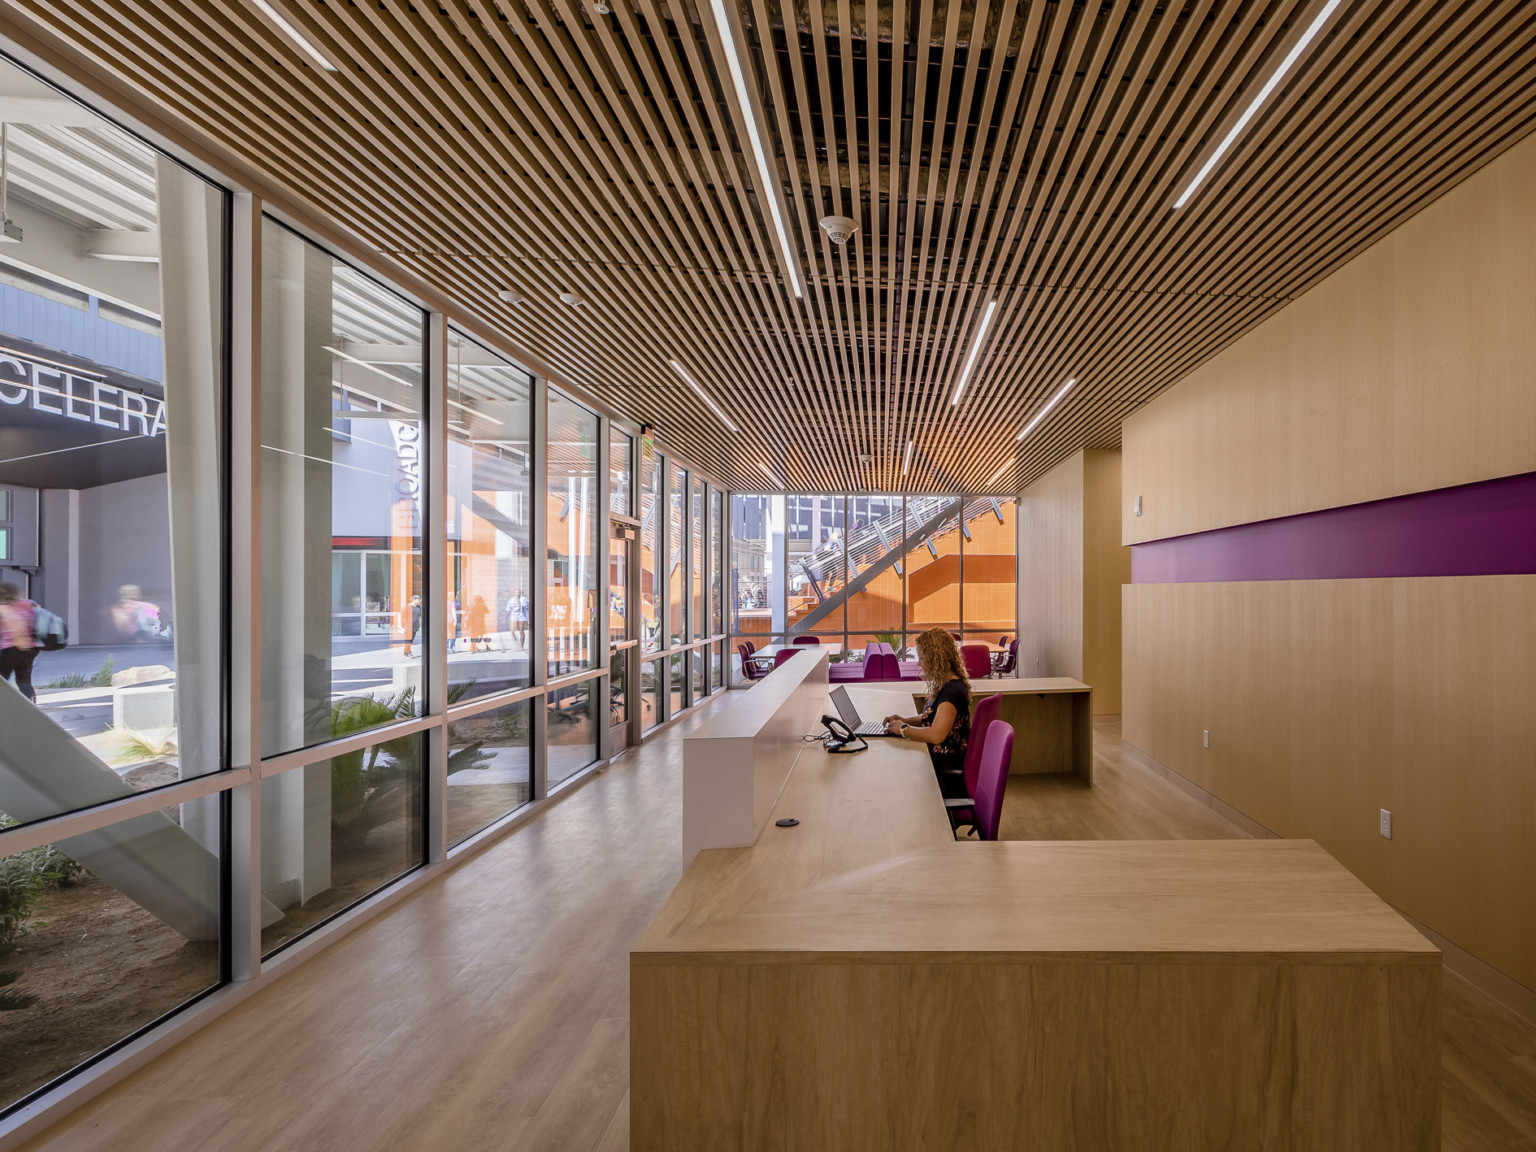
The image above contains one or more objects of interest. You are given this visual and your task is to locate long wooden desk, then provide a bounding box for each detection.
[633,686,1439,1151]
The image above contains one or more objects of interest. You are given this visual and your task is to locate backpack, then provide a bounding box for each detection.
[33,607,69,651]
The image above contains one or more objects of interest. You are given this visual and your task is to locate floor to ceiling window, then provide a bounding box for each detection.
[0,48,732,1128]
[0,52,227,1116]
[728,492,1018,678]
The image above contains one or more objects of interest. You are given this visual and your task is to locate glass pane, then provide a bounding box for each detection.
[691,646,705,701]
[261,733,425,956]
[0,61,227,827]
[609,433,632,517]
[711,641,723,693]
[0,809,221,1112]
[547,392,598,676]
[261,220,424,757]
[730,494,774,655]
[690,480,705,641]
[447,698,531,846]
[667,462,685,648]
[787,495,845,638]
[640,659,660,729]
[609,649,628,727]
[639,444,659,654]
[710,489,724,635]
[547,679,596,786]
[846,495,905,654]
[446,331,533,703]
[961,496,1017,642]
[609,532,628,646]
[903,495,962,642]
[668,651,684,716]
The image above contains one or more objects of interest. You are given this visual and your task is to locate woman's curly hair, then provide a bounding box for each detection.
[914,627,970,702]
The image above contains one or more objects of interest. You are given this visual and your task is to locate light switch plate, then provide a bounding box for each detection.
[1379,809,1392,839]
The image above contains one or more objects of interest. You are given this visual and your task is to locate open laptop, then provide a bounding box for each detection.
[830,685,901,738]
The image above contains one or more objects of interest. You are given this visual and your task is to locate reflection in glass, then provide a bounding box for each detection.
[787,495,845,638]
[640,659,660,729]
[710,489,724,635]
[690,479,705,641]
[447,698,530,846]
[711,642,723,693]
[547,392,598,676]
[691,646,705,701]
[0,52,227,831]
[609,433,632,516]
[547,679,596,786]
[668,651,684,716]
[0,811,221,1113]
[261,220,425,757]
[639,446,659,654]
[610,649,628,728]
[261,733,425,957]
[667,461,685,648]
[729,494,776,671]
[445,331,532,703]
[960,496,1017,641]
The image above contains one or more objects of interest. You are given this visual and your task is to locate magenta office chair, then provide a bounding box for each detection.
[738,644,771,681]
[960,643,993,682]
[791,635,822,645]
[942,693,1000,828]
[992,639,1018,676]
[773,647,801,668]
[947,720,1013,841]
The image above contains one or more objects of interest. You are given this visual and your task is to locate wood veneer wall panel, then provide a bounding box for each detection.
[1016,452,1084,681]
[1017,449,1128,713]
[1083,450,1131,713]
[1123,577,1536,991]
[1122,129,1536,546]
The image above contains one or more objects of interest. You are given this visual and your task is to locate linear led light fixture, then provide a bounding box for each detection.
[708,0,802,298]
[669,358,740,432]
[950,300,997,406]
[988,457,1016,486]
[903,440,915,476]
[1016,378,1075,441]
[250,0,338,70]
[757,461,780,486]
[1173,0,1344,209]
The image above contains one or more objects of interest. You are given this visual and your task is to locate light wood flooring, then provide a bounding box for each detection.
[19,711,1536,1151]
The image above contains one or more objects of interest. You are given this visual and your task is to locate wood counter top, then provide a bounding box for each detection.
[637,687,1436,964]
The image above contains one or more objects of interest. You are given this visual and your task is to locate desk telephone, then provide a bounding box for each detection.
[820,715,868,754]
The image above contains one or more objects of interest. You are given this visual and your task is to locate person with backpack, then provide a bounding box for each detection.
[0,583,40,702]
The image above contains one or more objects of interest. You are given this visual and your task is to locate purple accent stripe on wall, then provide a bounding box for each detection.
[1131,471,1536,583]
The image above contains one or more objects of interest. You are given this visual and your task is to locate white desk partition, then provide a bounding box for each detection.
[682,646,829,865]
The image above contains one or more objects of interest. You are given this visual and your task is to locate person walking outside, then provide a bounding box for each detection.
[403,593,422,659]
[0,583,40,702]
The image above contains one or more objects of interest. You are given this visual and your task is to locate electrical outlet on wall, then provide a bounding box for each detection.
[1202,729,1209,749]
[1380,809,1392,839]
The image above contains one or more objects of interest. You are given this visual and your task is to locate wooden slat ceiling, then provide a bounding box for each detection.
[9,0,1536,492]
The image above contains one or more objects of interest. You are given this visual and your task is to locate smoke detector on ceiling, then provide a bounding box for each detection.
[591,0,612,12]
[559,292,586,307]
[497,289,525,305]
[820,215,858,245]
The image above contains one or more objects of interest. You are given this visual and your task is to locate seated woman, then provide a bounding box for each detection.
[883,627,971,797]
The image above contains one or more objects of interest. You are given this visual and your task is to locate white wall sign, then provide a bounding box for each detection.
[0,351,166,437]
